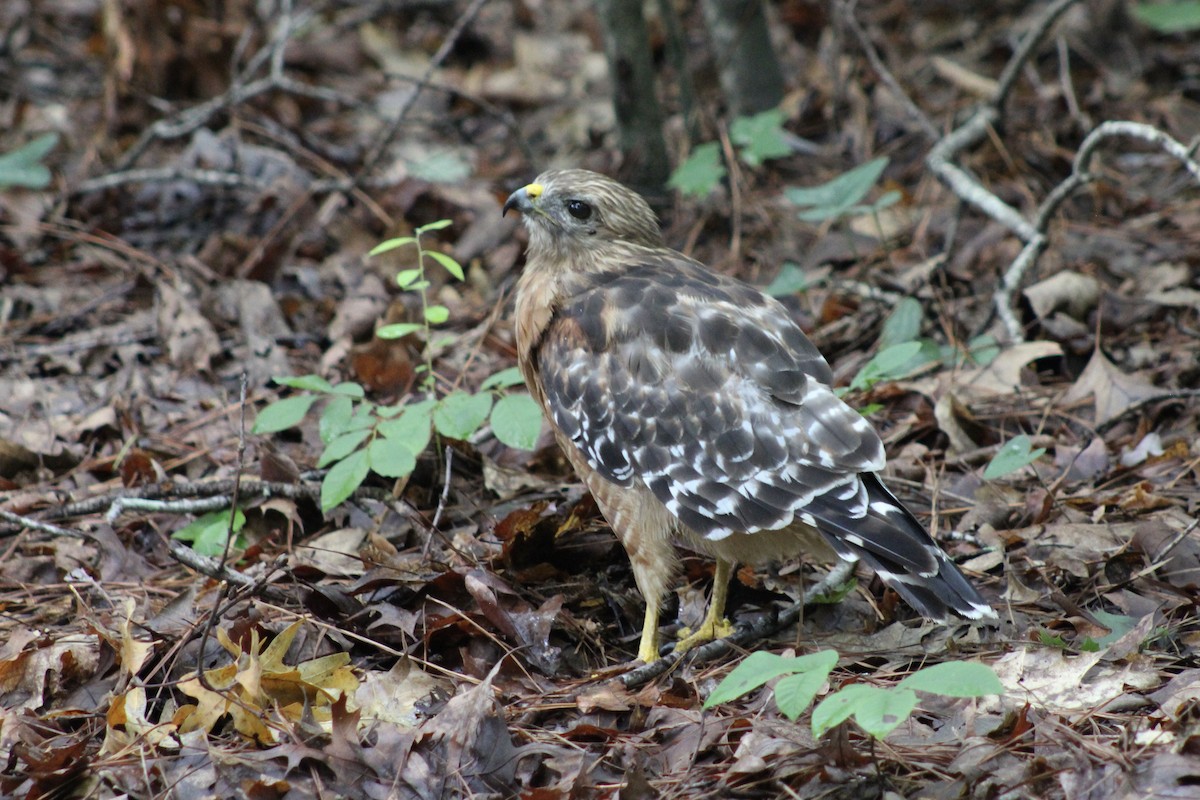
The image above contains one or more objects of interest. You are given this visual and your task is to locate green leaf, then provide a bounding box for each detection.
[879,298,924,349]
[704,650,838,708]
[408,151,471,183]
[396,268,423,288]
[668,142,726,198]
[806,574,858,605]
[871,341,927,375]
[870,190,901,212]
[730,108,791,167]
[427,250,465,281]
[982,435,1046,480]
[274,374,334,393]
[490,394,543,450]
[1037,629,1069,649]
[424,305,450,324]
[172,508,246,557]
[896,661,1004,697]
[1132,2,1200,32]
[367,437,416,478]
[785,157,889,222]
[966,335,1001,366]
[764,262,811,297]
[481,366,526,390]
[1088,610,1141,649]
[433,392,493,440]
[377,322,424,339]
[319,395,355,443]
[330,382,365,398]
[253,395,317,434]
[849,687,919,739]
[347,405,376,432]
[378,402,434,456]
[369,236,417,256]
[850,340,925,391]
[321,449,370,512]
[812,683,876,737]
[812,683,918,739]
[318,429,371,468]
[417,219,454,233]
[773,668,832,721]
[0,133,58,189]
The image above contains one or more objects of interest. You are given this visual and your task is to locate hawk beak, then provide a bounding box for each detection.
[503,182,543,216]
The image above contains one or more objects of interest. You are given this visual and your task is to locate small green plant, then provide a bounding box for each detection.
[983,435,1046,480]
[1036,610,1154,653]
[846,297,1000,401]
[730,107,791,167]
[764,262,811,298]
[1132,1,1200,32]
[784,157,899,225]
[0,133,58,189]
[669,108,792,198]
[668,142,728,198]
[252,221,543,512]
[172,508,246,557]
[704,651,1003,740]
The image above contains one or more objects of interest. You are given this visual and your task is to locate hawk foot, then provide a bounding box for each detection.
[673,617,735,654]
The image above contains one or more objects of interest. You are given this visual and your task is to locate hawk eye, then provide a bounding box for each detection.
[566,199,593,220]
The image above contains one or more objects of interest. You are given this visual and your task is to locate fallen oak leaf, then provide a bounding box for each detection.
[1063,347,1166,426]
[176,621,358,743]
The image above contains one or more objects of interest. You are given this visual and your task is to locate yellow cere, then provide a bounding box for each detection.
[525,183,543,199]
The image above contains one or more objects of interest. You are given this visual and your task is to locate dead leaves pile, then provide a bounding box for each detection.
[5,0,1200,797]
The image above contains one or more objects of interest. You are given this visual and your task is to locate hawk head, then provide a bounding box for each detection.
[504,169,663,254]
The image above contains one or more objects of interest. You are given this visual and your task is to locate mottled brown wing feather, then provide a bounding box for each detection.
[539,256,888,539]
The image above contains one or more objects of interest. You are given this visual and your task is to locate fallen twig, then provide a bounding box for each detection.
[928,0,1200,344]
[0,508,96,541]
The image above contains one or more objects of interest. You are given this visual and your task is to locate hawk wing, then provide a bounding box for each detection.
[537,257,939,572]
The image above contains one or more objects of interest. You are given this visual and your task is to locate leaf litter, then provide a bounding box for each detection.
[3,1,1200,798]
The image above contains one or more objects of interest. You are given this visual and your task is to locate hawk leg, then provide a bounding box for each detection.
[636,603,661,664]
[673,558,736,654]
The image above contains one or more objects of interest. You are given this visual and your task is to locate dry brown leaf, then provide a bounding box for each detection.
[1062,348,1166,426]
[356,657,448,728]
[118,599,153,677]
[906,341,1062,402]
[157,282,221,373]
[413,662,520,791]
[1022,271,1101,320]
[576,683,635,713]
[294,527,368,577]
[931,55,1000,97]
[989,646,1159,715]
[1022,522,1136,579]
[0,632,100,712]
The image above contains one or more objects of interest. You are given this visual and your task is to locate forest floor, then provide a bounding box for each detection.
[2,0,1200,797]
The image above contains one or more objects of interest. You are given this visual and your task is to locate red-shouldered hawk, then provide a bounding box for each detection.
[504,169,995,664]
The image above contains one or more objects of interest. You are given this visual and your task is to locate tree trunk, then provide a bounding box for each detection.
[597,0,671,191]
[699,0,785,117]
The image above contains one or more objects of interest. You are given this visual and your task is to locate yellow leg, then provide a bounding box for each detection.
[636,603,661,664]
[674,558,736,653]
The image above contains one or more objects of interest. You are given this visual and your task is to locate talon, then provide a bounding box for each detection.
[673,617,736,653]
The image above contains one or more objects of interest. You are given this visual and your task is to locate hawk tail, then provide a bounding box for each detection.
[815,475,996,622]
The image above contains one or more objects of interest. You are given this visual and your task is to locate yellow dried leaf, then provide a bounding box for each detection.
[119,600,153,677]
[174,621,358,743]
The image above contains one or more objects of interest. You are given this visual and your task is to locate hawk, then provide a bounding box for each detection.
[504,169,994,663]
